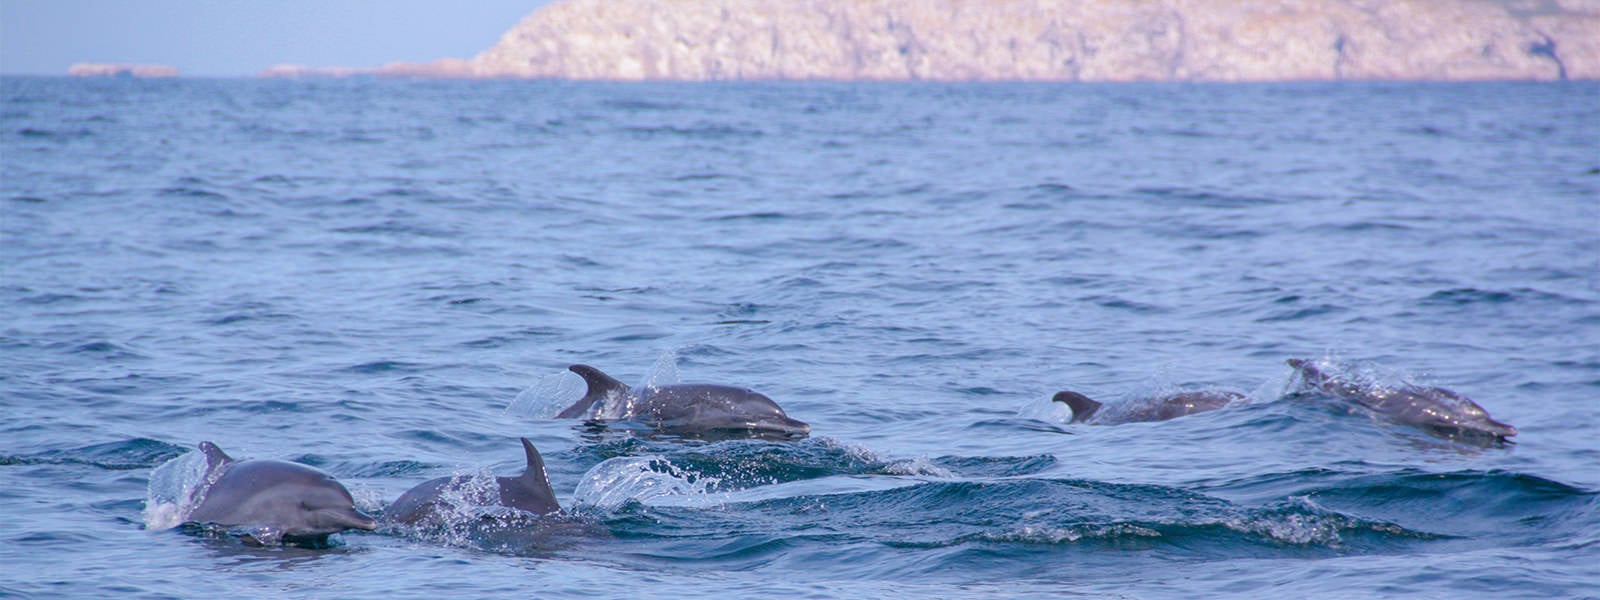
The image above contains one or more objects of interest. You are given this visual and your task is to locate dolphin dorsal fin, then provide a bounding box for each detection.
[1052,391,1102,423]
[517,437,558,506]
[558,364,630,418]
[198,441,233,471]
[1287,358,1318,380]
[1288,358,1334,389]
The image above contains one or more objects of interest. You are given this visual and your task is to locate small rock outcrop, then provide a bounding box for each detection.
[257,59,477,79]
[68,63,179,78]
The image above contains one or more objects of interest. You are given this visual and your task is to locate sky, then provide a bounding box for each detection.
[0,0,553,76]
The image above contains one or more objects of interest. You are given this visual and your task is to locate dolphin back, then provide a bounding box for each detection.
[636,384,811,438]
[557,364,810,439]
[184,448,376,543]
[1287,358,1516,443]
[388,438,561,525]
[1151,390,1240,421]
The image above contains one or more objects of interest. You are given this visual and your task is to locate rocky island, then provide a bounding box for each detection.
[266,0,1599,81]
[68,63,179,78]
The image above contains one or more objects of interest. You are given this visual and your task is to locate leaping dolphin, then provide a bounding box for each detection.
[1053,389,1242,424]
[557,364,811,439]
[1286,358,1516,443]
[185,441,377,545]
[385,437,560,526]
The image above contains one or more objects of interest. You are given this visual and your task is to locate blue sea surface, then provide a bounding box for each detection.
[2,77,1598,598]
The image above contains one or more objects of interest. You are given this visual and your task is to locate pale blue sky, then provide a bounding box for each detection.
[0,0,553,76]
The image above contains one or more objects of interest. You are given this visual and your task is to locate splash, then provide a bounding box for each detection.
[976,523,1163,545]
[590,390,640,422]
[1016,394,1075,424]
[388,469,509,548]
[572,456,720,511]
[385,469,579,553]
[591,350,683,420]
[1287,356,1487,415]
[142,448,210,530]
[506,351,687,420]
[506,368,587,419]
[1222,510,1347,546]
[425,470,506,518]
[883,456,956,478]
[640,350,682,388]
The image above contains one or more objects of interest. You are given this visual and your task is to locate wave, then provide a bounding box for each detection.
[568,437,947,498]
[157,186,229,200]
[1129,186,1283,208]
[1420,287,1594,309]
[588,476,1443,572]
[1279,469,1598,538]
[15,127,94,139]
[621,123,765,140]
[560,443,1596,563]
[2,438,189,471]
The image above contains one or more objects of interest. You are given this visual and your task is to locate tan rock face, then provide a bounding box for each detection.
[468,0,1599,81]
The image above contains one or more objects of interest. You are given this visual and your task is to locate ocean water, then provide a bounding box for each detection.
[3,77,1598,598]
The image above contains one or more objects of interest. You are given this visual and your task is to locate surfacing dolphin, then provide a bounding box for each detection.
[185,441,377,546]
[558,364,810,440]
[386,437,560,526]
[1053,389,1242,424]
[1286,358,1516,444]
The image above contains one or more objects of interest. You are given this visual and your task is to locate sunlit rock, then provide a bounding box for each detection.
[466,0,1599,81]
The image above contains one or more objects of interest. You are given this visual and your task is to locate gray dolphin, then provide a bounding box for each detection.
[1053,389,1241,424]
[558,364,811,439]
[185,441,377,545]
[385,437,560,526]
[1286,358,1517,443]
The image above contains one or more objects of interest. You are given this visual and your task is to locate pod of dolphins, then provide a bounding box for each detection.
[171,358,1517,546]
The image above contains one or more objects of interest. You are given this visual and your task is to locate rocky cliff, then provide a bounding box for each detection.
[464,0,1599,81]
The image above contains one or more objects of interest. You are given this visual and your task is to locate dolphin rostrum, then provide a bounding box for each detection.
[558,364,811,439]
[1286,358,1516,443]
[1053,389,1241,424]
[184,441,377,545]
[385,437,560,526]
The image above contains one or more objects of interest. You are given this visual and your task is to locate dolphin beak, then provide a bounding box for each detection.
[1485,418,1517,438]
[325,507,379,531]
[758,416,811,438]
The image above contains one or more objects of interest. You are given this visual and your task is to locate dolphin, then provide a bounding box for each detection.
[557,364,811,439]
[385,437,560,526]
[184,441,377,545]
[1286,358,1517,443]
[1052,389,1241,424]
